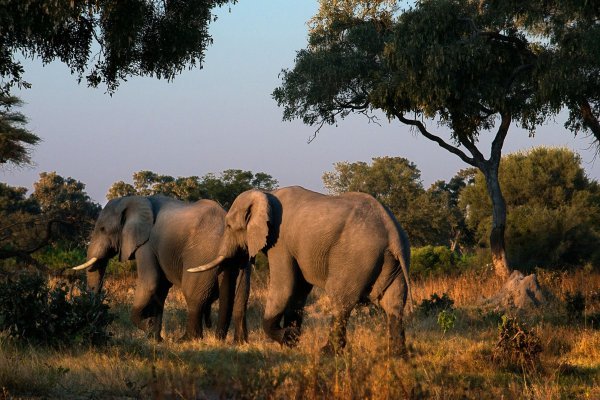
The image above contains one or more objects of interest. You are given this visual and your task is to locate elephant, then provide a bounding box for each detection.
[188,186,411,355]
[73,195,250,343]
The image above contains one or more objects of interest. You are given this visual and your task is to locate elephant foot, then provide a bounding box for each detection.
[281,327,301,347]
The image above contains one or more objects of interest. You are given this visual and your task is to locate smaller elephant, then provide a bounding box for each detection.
[74,195,250,342]
[189,186,410,355]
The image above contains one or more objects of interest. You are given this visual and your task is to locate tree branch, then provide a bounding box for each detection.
[578,99,600,149]
[0,219,67,260]
[490,112,511,165]
[392,111,477,166]
[458,133,485,164]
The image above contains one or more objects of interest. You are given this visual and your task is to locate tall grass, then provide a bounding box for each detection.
[1,266,599,399]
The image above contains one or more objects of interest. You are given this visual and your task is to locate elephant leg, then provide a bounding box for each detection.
[131,279,171,342]
[203,298,214,329]
[131,248,171,341]
[321,274,364,355]
[263,251,299,347]
[215,270,235,341]
[321,306,353,355]
[232,265,251,344]
[181,272,218,341]
[283,275,313,332]
[379,275,408,358]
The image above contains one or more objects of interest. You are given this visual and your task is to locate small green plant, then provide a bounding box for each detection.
[493,315,542,371]
[0,272,114,346]
[564,291,585,321]
[437,309,457,334]
[418,292,455,316]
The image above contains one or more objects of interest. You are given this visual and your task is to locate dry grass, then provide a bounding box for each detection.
[1,267,599,399]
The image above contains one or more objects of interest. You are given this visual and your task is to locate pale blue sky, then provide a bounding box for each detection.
[2,0,598,203]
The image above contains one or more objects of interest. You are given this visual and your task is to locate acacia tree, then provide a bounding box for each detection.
[0,0,236,95]
[273,0,599,278]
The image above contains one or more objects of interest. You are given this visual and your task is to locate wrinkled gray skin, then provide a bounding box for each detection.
[83,195,250,342]
[193,186,410,355]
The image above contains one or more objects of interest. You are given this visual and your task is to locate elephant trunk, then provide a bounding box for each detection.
[86,258,109,293]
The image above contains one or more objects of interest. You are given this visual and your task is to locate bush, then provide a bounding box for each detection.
[492,315,542,371]
[411,246,464,277]
[418,292,454,316]
[0,273,113,346]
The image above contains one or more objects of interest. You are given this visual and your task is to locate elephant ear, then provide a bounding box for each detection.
[244,191,271,257]
[118,197,154,261]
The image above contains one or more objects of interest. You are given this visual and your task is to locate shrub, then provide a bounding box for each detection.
[418,292,454,316]
[411,246,463,277]
[0,272,113,346]
[492,315,542,371]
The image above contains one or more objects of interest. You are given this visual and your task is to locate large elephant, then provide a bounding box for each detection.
[73,195,250,342]
[189,186,410,355]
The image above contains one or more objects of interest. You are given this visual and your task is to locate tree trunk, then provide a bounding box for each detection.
[481,163,511,279]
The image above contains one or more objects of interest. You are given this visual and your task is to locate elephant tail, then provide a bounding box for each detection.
[384,209,414,313]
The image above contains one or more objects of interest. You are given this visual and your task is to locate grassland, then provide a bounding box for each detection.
[1,266,599,399]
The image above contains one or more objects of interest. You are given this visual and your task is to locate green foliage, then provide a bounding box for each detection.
[0,273,114,346]
[107,169,278,209]
[493,315,542,371]
[0,95,39,166]
[437,309,457,334]
[461,147,600,268]
[323,157,470,247]
[417,292,454,317]
[33,247,86,271]
[411,246,466,277]
[0,0,236,94]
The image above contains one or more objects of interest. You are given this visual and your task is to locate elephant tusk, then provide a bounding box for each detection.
[187,255,225,273]
[72,257,98,271]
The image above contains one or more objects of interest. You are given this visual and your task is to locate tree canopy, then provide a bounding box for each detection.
[0,0,236,94]
[107,169,279,209]
[273,0,600,278]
